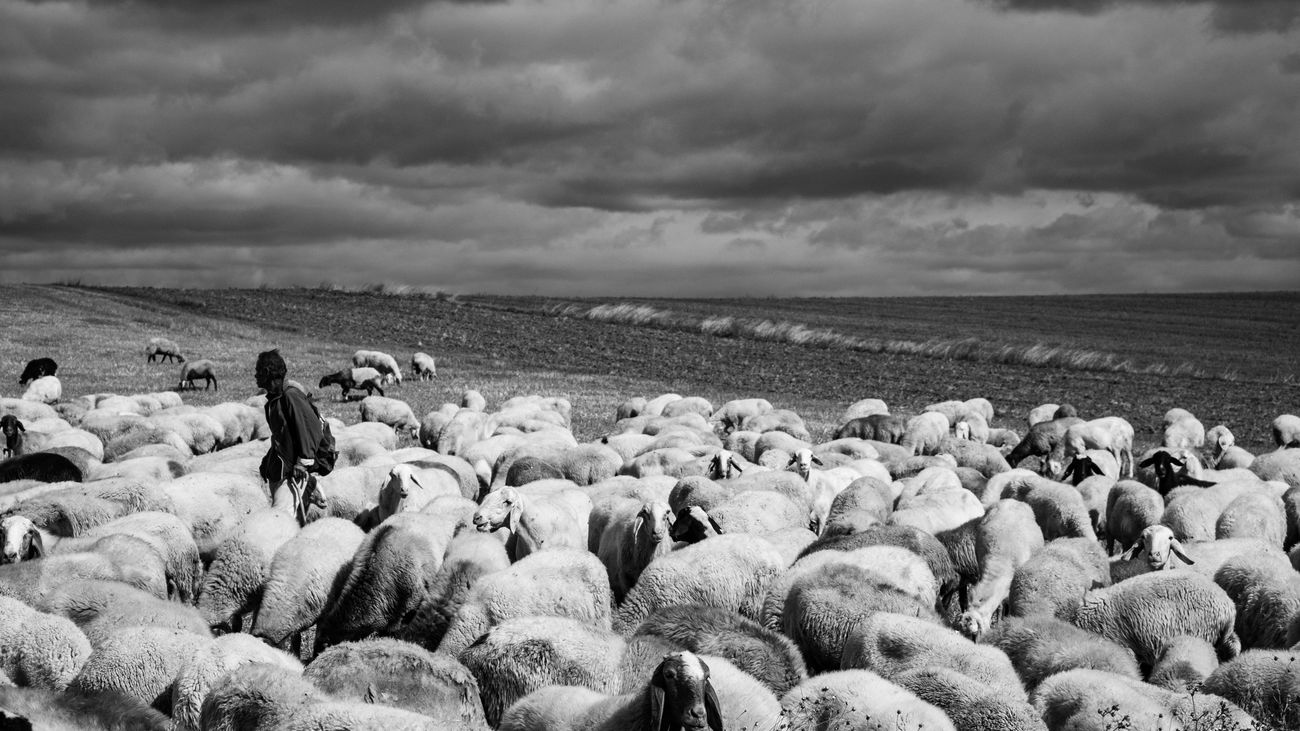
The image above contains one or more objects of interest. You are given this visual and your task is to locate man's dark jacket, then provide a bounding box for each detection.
[262,385,322,482]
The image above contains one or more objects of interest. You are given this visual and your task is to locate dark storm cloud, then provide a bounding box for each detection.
[987,0,1300,33]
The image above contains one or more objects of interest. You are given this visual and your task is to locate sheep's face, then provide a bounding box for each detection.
[474,487,520,532]
[706,450,742,480]
[670,506,718,544]
[379,465,429,517]
[788,449,821,480]
[636,501,675,545]
[650,652,722,731]
[0,516,40,564]
[0,416,21,439]
[954,421,971,441]
[1138,525,1192,570]
[956,610,989,640]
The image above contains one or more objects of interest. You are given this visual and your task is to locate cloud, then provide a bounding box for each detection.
[986,0,1300,34]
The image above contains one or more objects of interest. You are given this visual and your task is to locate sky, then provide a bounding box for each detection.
[0,0,1297,296]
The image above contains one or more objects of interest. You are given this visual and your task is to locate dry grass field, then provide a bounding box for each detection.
[1,284,1295,454]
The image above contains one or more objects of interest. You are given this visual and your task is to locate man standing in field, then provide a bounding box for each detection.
[256,349,328,524]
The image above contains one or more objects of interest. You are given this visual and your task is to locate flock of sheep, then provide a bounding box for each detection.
[1,339,1300,730]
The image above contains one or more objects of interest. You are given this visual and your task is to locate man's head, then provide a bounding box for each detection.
[255,349,288,391]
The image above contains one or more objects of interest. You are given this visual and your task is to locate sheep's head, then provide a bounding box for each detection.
[670,506,720,544]
[0,515,43,564]
[787,448,822,480]
[649,651,723,731]
[635,501,675,546]
[956,609,991,640]
[474,486,522,532]
[1124,525,1194,570]
[1061,455,1104,486]
[954,421,972,441]
[706,450,743,480]
[1,415,23,439]
[378,464,431,519]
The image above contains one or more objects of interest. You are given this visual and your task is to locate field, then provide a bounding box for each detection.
[1,284,1296,454]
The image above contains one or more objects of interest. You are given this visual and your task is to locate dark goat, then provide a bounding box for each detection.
[0,452,83,484]
[1006,417,1084,474]
[1,415,25,458]
[834,413,907,443]
[318,370,384,400]
[18,358,57,385]
[1139,451,1215,495]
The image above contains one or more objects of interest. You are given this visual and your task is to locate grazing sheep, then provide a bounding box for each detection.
[0,553,125,606]
[901,412,949,456]
[69,626,212,715]
[986,615,1141,692]
[316,511,459,648]
[614,534,785,635]
[169,632,303,731]
[359,396,420,438]
[661,396,713,419]
[1005,416,1084,474]
[955,500,1044,640]
[1072,569,1241,669]
[841,611,1024,701]
[145,337,184,363]
[1063,416,1136,478]
[392,532,511,651]
[22,375,62,404]
[1009,537,1110,622]
[595,499,675,602]
[1000,475,1097,541]
[352,349,403,384]
[779,669,956,731]
[1251,448,1300,490]
[197,510,299,632]
[177,360,217,391]
[1033,668,1239,731]
[1213,551,1300,650]
[895,667,1045,731]
[1217,490,1286,546]
[18,357,58,386]
[318,367,386,400]
[438,547,612,657]
[306,638,486,726]
[1147,635,1220,693]
[631,604,808,696]
[1163,407,1206,449]
[1200,649,1300,729]
[0,594,92,691]
[473,485,593,562]
[834,413,908,444]
[40,579,209,647]
[1272,414,1300,448]
[1104,480,1165,553]
[410,352,437,381]
[798,525,961,614]
[251,517,366,654]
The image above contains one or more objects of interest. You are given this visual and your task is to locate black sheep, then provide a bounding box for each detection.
[1,415,25,458]
[0,452,83,484]
[18,357,57,385]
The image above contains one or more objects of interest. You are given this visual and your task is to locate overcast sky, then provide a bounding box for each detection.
[1,0,1297,296]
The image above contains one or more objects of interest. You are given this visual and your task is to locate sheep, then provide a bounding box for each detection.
[0,594,92,691]
[0,397,57,422]
[40,580,209,647]
[473,485,593,562]
[834,413,907,444]
[392,532,511,651]
[901,411,949,456]
[1147,635,1220,693]
[1,414,25,458]
[359,395,420,438]
[0,452,83,485]
[595,499,675,602]
[355,463,462,529]
[318,367,386,400]
[1213,551,1300,650]
[986,615,1140,691]
[437,547,612,657]
[1063,416,1136,477]
[0,553,125,606]
[1027,403,1061,427]
[169,631,304,731]
[1033,668,1252,731]
[316,511,460,648]
[673,490,807,541]
[561,443,625,486]
[894,668,1045,731]
[936,436,1011,478]
[409,351,437,381]
[1072,569,1241,669]
[0,686,172,729]
[18,357,58,385]
[1104,480,1165,553]
[157,472,267,561]
[306,638,487,726]
[954,499,1044,640]
[1217,490,1286,546]
[999,474,1097,541]
[176,360,217,391]
[887,475,986,538]
[68,626,212,715]
[1163,407,1206,449]
[145,337,184,363]
[710,398,773,434]
[1005,416,1084,474]
[22,375,62,404]
[613,533,785,635]
[661,396,713,420]
[1009,537,1110,622]
[1273,413,1300,448]
[197,509,300,632]
[199,662,440,730]
[1200,649,1300,729]
[1251,448,1300,490]
[251,517,366,656]
[819,476,891,535]
[1053,450,1120,486]
[841,611,1024,701]
[779,669,956,731]
[797,524,961,613]
[352,349,403,384]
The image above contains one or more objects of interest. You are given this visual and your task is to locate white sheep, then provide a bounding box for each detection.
[177,359,218,391]
[473,485,593,562]
[352,349,403,384]
[955,499,1044,640]
[595,499,675,602]
[197,509,300,632]
[358,396,420,438]
[145,337,185,363]
[1163,407,1206,449]
[410,352,437,380]
[22,376,62,404]
[1063,416,1135,477]
[710,398,774,433]
[1200,649,1300,728]
[780,669,956,731]
[170,631,303,731]
[1272,414,1300,449]
[902,412,949,456]
[0,594,91,691]
[69,626,213,715]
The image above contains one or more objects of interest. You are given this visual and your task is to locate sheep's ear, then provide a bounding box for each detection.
[728,456,744,474]
[704,675,723,731]
[24,528,43,560]
[16,420,24,433]
[1170,539,1194,565]
[811,454,824,466]
[1168,455,1184,468]
[1119,542,1143,561]
[409,472,425,490]
[1085,460,1104,477]
[1138,454,1157,469]
[649,665,667,731]
[632,512,646,539]
[708,516,724,535]
[785,454,797,466]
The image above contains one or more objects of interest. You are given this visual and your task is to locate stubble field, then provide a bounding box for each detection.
[1,285,1295,455]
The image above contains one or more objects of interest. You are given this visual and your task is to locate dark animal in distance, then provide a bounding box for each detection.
[177,359,218,391]
[318,370,385,400]
[18,357,58,385]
